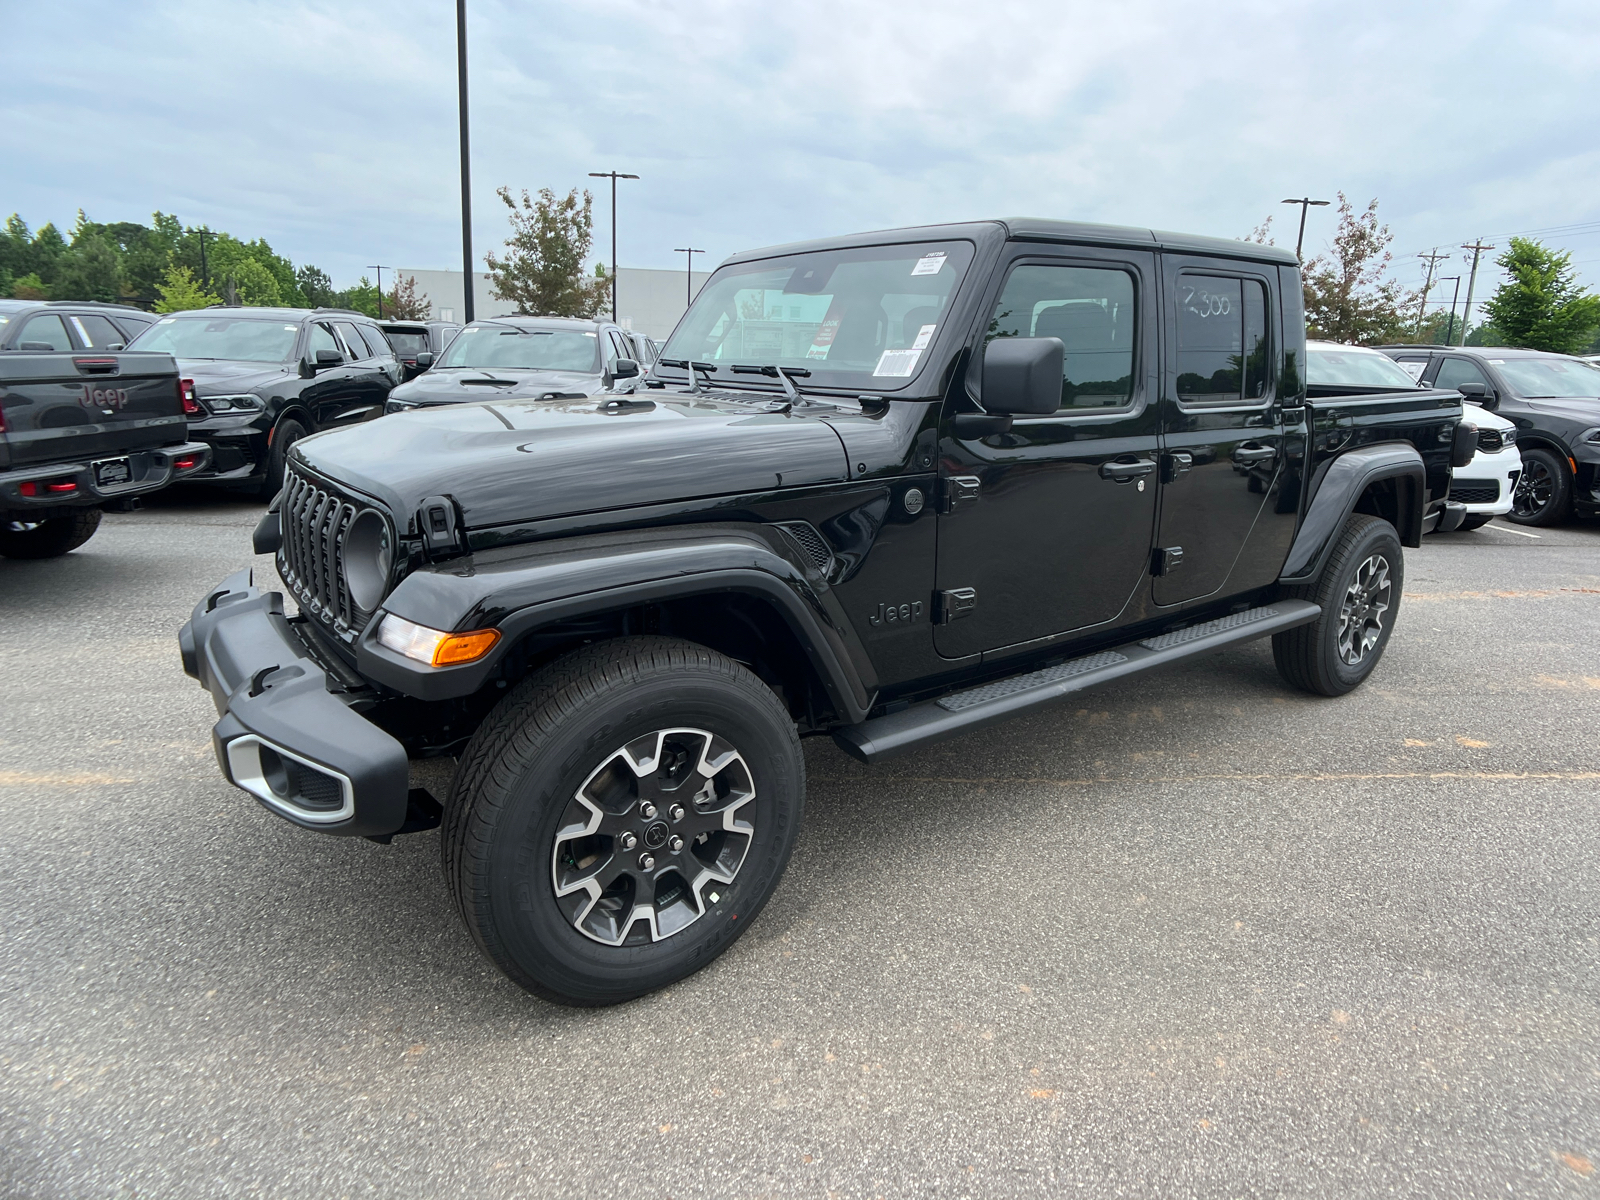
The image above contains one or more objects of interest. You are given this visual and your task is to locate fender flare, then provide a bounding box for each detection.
[354,524,877,721]
[1279,441,1425,583]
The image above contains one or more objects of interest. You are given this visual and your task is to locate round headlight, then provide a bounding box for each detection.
[343,509,393,613]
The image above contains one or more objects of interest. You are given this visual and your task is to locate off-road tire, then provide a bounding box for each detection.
[258,417,306,500]
[0,510,103,559]
[441,636,805,1006]
[1457,514,1493,531]
[1508,448,1569,526]
[1273,513,1403,697]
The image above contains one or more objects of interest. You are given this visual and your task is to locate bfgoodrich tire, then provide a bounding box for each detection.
[442,636,805,1006]
[0,510,102,559]
[1273,513,1404,697]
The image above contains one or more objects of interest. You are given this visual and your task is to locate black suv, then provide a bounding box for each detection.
[382,316,650,412]
[1379,344,1600,525]
[183,219,1469,1006]
[0,299,157,353]
[378,319,462,381]
[128,307,402,497]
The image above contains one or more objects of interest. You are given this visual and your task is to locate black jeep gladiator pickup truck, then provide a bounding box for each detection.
[180,219,1472,1005]
[1,350,209,557]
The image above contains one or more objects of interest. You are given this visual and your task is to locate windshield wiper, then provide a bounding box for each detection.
[658,358,720,394]
[730,363,813,405]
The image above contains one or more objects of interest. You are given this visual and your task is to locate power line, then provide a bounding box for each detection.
[1459,240,1494,347]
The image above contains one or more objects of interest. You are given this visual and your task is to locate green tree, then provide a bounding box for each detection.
[51,233,122,301]
[11,273,48,300]
[385,274,431,320]
[295,264,337,308]
[485,186,611,317]
[154,265,221,312]
[1302,194,1415,345]
[1481,237,1600,354]
[219,256,283,306]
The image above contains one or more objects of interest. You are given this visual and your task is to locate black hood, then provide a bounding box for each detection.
[178,359,292,394]
[293,392,850,531]
[389,367,605,406]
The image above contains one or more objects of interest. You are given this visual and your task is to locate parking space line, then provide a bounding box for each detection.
[1488,524,1543,538]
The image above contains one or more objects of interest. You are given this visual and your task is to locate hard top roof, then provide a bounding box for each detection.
[1378,344,1586,360]
[378,317,461,328]
[468,314,612,330]
[723,218,1298,268]
[0,298,153,314]
[156,305,379,322]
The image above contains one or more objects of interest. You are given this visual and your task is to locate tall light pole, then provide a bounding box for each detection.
[1459,240,1494,346]
[589,170,639,322]
[367,264,391,319]
[456,0,475,323]
[1281,196,1331,262]
[197,227,213,292]
[1439,276,1462,346]
[673,246,704,306]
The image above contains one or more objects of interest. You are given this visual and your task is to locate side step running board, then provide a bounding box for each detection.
[832,600,1322,763]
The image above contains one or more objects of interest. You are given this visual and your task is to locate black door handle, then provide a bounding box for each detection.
[1100,456,1157,481]
[1232,443,1277,463]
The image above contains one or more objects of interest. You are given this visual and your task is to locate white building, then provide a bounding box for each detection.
[396,266,712,341]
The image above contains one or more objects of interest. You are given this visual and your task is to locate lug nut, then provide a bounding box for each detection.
[640,802,657,819]
[669,804,685,822]
[668,835,684,853]
[619,832,637,851]
[639,853,656,871]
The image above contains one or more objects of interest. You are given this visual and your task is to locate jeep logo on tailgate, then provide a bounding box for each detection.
[80,385,130,412]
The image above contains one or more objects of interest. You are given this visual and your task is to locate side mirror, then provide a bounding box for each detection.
[315,348,343,367]
[612,358,640,380]
[415,351,433,368]
[1457,381,1498,408]
[982,337,1063,415]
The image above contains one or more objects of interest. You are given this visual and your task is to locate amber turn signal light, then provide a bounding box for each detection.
[377,614,500,668]
[432,629,500,666]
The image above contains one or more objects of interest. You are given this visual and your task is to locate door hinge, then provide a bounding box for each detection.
[1152,546,1184,576]
[937,475,981,513]
[933,587,978,624]
[1161,451,1193,483]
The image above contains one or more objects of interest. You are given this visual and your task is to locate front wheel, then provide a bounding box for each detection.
[257,417,306,500]
[442,636,805,1006]
[0,510,103,559]
[1508,448,1570,526]
[1273,513,1403,697]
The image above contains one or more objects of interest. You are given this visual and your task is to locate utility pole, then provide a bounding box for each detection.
[673,247,704,306]
[456,0,475,323]
[1414,248,1448,336]
[367,265,390,319]
[588,170,639,322]
[1439,276,1462,346]
[197,227,213,292]
[1280,196,1331,262]
[1459,239,1494,346]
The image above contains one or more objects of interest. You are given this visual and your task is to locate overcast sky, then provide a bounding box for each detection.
[4,0,1597,313]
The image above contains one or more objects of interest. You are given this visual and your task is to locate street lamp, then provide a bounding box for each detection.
[367,264,391,319]
[456,0,475,323]
[673,247,704,306]
[197,226,214,292]
[589,171,639,322]
[1280,197,1331,262]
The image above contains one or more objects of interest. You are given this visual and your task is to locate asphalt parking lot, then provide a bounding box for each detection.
[2,494,1598,1199]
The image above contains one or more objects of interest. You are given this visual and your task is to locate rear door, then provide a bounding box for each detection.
[934,244,1160,659]
[1152,258,1288,606]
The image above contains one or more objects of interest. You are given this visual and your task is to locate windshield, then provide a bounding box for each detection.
[437,323,601,371]
[130,316,300,363]
[659,240,975,389]
[1306,346,1419,389]
[1495,357,1600,398]
[386,330,429,354]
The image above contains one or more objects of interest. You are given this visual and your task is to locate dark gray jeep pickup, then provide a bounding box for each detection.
[181,219,1472,1005]
[1,350,209,557]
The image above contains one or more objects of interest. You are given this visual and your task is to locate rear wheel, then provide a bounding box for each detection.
[1273,513,1403,697]
[442,636,804,1006]
[1508,448,1569,526]
[258,417,306,500]
[0,510,103,559]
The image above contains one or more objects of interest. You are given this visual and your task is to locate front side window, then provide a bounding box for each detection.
[984,264,1137,410]
[437,324,603,372]
[660,241,975,389]
[1434,357,1489,392]
[16,313,72,351]
[131,316,300,363]
[307,322,341,358]
[1392,356,1429,381]
[1175,275,1269,402]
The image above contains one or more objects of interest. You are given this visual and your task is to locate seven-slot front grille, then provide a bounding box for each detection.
[279,467,375,634]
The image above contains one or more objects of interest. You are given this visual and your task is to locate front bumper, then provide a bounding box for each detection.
[181,419,269,483]
[179,569,409,837]
[0,441,211,511]
[1445,446,1522,516]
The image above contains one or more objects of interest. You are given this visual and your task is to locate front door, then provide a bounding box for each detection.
[934,246,1160,659]
[301,320,364,429]
[1152,259,1286,606]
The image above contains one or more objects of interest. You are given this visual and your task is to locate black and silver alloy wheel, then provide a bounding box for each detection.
[554,728,755,946]
[1508,448,1569,526]
[1335,553,1391,666]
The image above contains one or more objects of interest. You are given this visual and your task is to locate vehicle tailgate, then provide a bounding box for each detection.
[0,351,187,468]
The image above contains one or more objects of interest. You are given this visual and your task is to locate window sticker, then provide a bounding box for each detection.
[805,296,847,359]
[1487,359,1505,365]
[1397,360,1426,380]
[873,347,924,377]
[911,323,937,351]
[911,252,947,277]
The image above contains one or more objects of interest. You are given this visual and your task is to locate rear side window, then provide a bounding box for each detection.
[1175,275,1269,402]
[333,322,369,359]
[116,313,154,338]
[1434,357,1489,392]
[16,313,73,351]
[985,264,1137,410]
[71,314,127,348]
[357,325,392,358]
